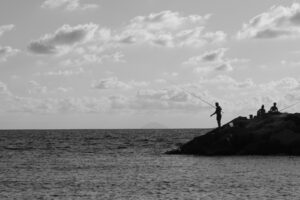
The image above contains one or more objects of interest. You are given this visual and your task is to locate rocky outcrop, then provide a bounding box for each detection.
[166,113,300,155]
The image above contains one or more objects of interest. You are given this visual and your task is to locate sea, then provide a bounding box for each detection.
[0,129,300,200]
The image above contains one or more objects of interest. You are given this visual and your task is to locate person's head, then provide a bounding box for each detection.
[261,105,264,108]
[273,102,277,106]
[215,102,219,107]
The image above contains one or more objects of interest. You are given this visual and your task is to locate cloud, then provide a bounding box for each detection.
[41,0,99,11]
[8,96,110,114]
[205,75,255,89]
[0,81,11,95]
[91,77,149,90]
[215,62,233,71]
[184,48,227,65]
[28,80,73,95]
[2,75,300,115]
[0,25,18,62]
[238,3,300,39]
[133,87,215,112]
[35,68,85,77]
[184,48,246,72]
[116,11,226,48]
[260,77,300,90]
[27,24,124,66]
[0,24,14,37]
[127,10,210,31]
[28,23,98,55]
[91,77,131,90]
[0,46,19,62]
[26,11,226,66]
[28,81,48,95]
[60,51,125,66]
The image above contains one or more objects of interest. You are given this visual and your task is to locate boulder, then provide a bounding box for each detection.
[166,113,300,155]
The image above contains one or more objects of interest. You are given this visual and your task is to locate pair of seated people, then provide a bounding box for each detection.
[257,103,279,117]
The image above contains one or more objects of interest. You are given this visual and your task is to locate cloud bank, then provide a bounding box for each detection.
[184,48,247,72]
[42,0,99,11]
[238,3,300,39]
[28,23,98,55]
[117,10,226,48]
[0,24,14,37]
[0,46,19,62]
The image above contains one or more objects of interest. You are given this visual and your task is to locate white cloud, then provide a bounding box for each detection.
[116,11,226,48]
[1,75,300,115]
[36,67,85,76]
[128,80,149,88]
[61,51,125,66]
[91,77,131,90]
[27,24,124,66]
[154,79,167,84]
[184,48,227,65]
[91,77,149,90]
[28,23,98,55]
[260,77,300,90]
[184,48,246,72]
[133,87,215,112]
[162,72,179,77]
[26,11,226,66]
[8,96,110,114]
[0,81,11,95]
[0,24,14,37]
[0,25,18,62]
[28,81,48,95]
[215,62,233,71]
[28,80,74,95]
[42,0,99,11]
[56,87,72,93]
[209,75,255,89]
[128,10,210,31]
[0,46,19,62]
[238,3,300,39]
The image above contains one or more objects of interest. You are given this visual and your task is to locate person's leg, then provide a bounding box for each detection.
[217,117,221,128]
[217,115,222,128]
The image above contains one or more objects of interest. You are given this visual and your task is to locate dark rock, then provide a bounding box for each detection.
[166,113,300,156]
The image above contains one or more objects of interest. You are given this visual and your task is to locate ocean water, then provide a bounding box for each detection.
[0,129,300,200]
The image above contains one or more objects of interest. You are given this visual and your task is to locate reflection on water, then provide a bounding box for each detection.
[0,129,299,200]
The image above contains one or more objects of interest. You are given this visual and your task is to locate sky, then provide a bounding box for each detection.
[1,0,300,129]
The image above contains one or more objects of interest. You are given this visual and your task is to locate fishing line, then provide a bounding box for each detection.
[280,101,300,112]
[180,87,216,109]
[164,80,219,110]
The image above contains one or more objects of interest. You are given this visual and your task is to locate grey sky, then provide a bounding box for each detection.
[0,0,300,128]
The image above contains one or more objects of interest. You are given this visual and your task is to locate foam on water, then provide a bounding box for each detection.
[0,129,299,199]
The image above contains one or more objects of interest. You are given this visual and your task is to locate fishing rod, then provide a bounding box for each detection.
[280,101,300,112]
[165,80,220,111]
[180,87,216,109]
[179,86,227,115]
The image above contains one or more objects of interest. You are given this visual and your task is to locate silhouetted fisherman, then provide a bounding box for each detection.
[210,102,222,128]
[257,105,266,117]
[269,102,279,114]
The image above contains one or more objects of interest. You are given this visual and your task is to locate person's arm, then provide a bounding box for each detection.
[210,110,216,117]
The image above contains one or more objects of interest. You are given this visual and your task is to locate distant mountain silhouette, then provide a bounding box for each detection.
[142,122,168,129]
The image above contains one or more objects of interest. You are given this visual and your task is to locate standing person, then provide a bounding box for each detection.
[210,102,222,128]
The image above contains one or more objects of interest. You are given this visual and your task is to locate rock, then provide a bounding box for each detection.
[166,113,300,155]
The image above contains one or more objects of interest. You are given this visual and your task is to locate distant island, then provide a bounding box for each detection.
[167,113,300,155]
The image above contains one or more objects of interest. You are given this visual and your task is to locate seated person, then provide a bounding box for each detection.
[269,102,279,114]
[257,105,266,117]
